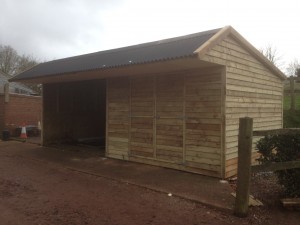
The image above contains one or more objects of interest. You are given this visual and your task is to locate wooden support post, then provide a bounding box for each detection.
[234,117,253,217]
[290,77,295,112]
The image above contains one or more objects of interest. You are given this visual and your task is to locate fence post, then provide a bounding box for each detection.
[290,77,295,112]
[234,117,253,217]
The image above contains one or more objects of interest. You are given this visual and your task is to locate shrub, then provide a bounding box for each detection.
[256,134,300,197]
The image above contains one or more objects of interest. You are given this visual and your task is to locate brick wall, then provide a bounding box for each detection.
[1,93,42,136]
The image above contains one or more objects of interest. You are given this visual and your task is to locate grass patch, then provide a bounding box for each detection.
[283,95,300,110]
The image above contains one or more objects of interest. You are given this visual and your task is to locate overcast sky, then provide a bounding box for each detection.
[1,0,299,71]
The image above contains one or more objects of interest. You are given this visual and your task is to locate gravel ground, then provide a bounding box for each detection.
[0,141,299,225]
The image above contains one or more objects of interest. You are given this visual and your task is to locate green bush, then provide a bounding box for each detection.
[256,134,300,197]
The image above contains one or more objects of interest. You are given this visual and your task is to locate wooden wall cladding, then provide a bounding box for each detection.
[130,77,155,158]
[107,77,130,160]
[107,68,223,177]
[202,36,283,177]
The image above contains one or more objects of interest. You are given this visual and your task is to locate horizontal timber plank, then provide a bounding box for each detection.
[130,150,153,158]
[108,146,128,153]
[156,154,181,163]
[186,118,221,125]
[227,67,282,84]
[131,132,153,139]
[185,89,221,96]
[156,139,183,147]
[185,129,221,136]
[130,141,154,148]
[108,132,129,139]
[226,113,282,119]
[185,145,221,154]
[156,129,184,136]
[129,156,221,178]
[130,123,153,129]
[156,119,183,126]
[130,137,153,144]
[185,161,220,172]
[226,90,282,100]
[156,124,182,132]
[185,134,221,142]
[253,128,300,136]
[227,78,282,92]
[251,161,300,173]
[156,149,183,157]
[107,153,128,160]
[227,84,282,96]
[130,145,154,153]
[226,96,282,105]
[185,95,221,102]
[208,48,274,74]
[185,139,221,148]
[156,134,183,141]
[185,101,221,108]
[186,123,220,131]
[227,72,283,89]
[130,128,153,134]
[186,83,221,90]
[186,108,221,113]
[108,137,129,143]
[185,151,220,160]
[226,107,282,113]
[185,112,221,119]
[185,156,220,166]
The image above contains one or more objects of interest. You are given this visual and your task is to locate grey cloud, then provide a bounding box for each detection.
[0,0,122,60]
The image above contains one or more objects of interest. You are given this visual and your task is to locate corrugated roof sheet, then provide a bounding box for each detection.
[11,28,221,81]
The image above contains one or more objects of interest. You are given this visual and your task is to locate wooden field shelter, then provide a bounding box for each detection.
[12,26,286,178]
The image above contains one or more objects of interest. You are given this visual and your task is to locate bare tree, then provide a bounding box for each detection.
[0,45,19,75]
[17,54,38,74]
[286,59,300,77]
[0,44,41,95]
[0,44,39,75]
[259,44,283,68]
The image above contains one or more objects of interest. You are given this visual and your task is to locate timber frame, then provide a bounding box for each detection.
[11,26,286,178]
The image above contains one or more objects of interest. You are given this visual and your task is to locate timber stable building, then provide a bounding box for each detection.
[11,26,286,178]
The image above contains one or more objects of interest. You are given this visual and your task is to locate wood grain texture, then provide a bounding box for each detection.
[202,36,283,178]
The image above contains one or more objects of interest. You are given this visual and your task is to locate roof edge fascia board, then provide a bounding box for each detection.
[196,26,286,81]
[229,27,286,80]
[194,26,232,57]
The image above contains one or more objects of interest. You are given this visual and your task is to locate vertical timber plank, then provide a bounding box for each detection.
[221,67,226,178]
[128,77,132,156]
[153,75,157,159]
[182,74,186,164]
[234,117,253,217]
[105,79,109,156]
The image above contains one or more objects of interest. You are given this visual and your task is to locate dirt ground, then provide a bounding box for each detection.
[0,141,299,225]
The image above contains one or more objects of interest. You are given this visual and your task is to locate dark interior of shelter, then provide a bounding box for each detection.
[43,79,106,149]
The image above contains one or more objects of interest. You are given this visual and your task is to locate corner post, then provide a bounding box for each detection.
[234,117,253,217]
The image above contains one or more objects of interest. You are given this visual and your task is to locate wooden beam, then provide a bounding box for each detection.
[234,117,253,217]
[281,198,300,209]
[252,161,300,173]
[253,128,300,136]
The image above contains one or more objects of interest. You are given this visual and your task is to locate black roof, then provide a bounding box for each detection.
[11,28,221,81]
